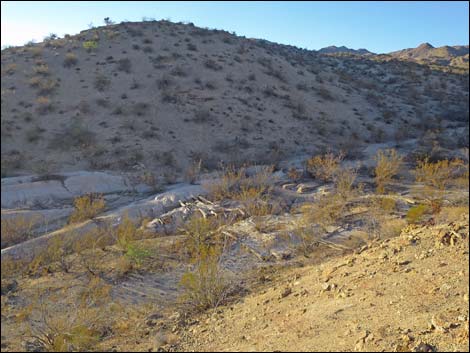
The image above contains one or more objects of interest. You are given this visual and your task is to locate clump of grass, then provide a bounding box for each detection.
[68,194,106,224]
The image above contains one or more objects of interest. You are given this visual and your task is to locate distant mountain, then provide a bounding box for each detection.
[388,43,469,69]
[317,45,374,55]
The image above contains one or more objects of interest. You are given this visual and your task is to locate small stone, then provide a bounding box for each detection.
[322,282,331,291]
[280,287,292,298]
[412,342,435,352]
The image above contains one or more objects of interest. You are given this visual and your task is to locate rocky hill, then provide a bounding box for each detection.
[388,43,469,70]
[1,20,468,180]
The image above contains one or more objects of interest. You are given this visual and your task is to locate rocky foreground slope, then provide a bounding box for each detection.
[177,215,469,352]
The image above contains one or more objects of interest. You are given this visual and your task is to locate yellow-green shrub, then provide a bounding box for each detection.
[68,194,105,224]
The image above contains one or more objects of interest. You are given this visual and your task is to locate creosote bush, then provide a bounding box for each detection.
[413,157,465,213]
[179,215,229,311]
[68,193,106,224]
[374,149,403,194]
[63,53,78,67]
[306,151,344,182]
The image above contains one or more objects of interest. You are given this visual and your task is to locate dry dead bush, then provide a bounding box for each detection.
[374,149,404,193]
[306,151,344,182]
[68,194,106,224]
[1,214,40,249]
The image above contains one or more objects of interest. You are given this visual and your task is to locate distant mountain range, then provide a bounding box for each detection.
[317,45,373,55]
[317,43,469,70]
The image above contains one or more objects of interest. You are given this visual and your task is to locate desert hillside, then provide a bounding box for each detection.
[388,43,469,70]
[1,20,468,179]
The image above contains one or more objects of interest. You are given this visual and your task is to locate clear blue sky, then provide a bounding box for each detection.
[1,1,469,53]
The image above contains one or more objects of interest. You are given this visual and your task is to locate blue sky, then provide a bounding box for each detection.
[1,1,469,53]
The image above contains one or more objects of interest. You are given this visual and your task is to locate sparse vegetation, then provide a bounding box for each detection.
[374,149,404,193]
[68,194,106,223]
[306,151,344,182]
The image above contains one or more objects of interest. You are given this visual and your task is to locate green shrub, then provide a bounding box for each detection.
[82,40,98,52]
[406,204,428,224]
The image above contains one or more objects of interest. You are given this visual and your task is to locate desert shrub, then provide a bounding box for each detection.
[115,213,141,251]
[334,166,361,200]
[179,216,229,311]
[306,151,344,182]
[29,76,42,87]
[63,53,78,67]
[94,74,110,91]
[414,157,464,191]
[171,65,188,77]
[185,159,202,184]
[204,59,222,71]
[28,46,43,58]
[179,243,228,311]
[317,86,334,101]
[413,157,465,213]
[36,96,54,114]
[380,218,407,239]
[139,171,161,191]
[192,108,212,123]
[131,102,149,116]
[37,79,58,95]
[24,295,104,352]
[1,215,39,248]
[25,126,45,143]
[205,165,273,202]
[3,63,17,75]
[68,194,106,224]
[49,120,96,150]
[374,149,404,193]
[33,64,49,76]
[287,167,303,181]
[124,243,150,267]
[406,204,429,224]
[117,58,131,73]
[82,40,98,52]
[295,192,346,254]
